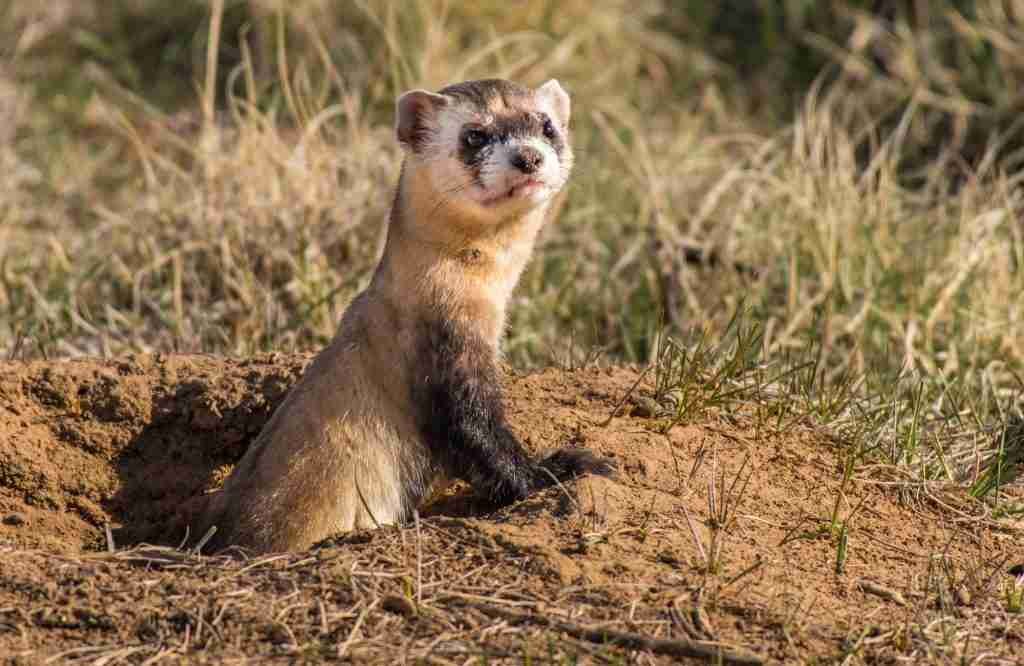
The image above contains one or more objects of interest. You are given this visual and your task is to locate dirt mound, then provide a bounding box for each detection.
[1,356,1021,663]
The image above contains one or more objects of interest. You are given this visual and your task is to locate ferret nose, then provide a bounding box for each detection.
[510,146,543,174]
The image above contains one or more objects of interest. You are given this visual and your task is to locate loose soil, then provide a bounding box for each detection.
[0,355,1021,663]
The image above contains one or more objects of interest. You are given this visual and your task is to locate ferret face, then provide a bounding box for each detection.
[396,79,573,226]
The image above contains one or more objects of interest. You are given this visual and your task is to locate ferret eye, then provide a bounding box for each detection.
[541,116,558,140]
[462,129,489,149]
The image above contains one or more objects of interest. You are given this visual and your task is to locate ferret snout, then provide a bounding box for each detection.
[510,145,544,174]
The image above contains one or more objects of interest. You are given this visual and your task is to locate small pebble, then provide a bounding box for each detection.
[629,397,660,418]
[381,594,417,617]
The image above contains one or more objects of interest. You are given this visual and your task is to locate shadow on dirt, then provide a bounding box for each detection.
[0,354,307,550]
[0,353,503,551]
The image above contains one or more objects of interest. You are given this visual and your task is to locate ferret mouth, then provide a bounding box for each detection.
[481,179,548,206]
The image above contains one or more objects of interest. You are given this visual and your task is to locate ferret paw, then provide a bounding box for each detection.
[536,448,617,486]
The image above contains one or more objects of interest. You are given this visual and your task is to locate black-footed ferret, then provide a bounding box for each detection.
[200,78,614,553]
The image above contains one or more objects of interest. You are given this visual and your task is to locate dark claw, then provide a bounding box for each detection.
[535,448,616,488]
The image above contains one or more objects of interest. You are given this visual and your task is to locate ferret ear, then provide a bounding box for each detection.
[395,89,449,151]
[536,79,570,127]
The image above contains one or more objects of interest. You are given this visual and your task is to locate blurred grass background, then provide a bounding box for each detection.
[1,1,1022,493]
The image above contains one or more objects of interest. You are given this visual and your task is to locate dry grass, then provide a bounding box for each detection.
[0,0,1022,539]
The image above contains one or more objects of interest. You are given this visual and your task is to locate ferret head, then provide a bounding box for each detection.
[395,78,573,228]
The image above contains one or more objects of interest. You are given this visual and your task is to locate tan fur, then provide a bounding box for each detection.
[199,80,572,553]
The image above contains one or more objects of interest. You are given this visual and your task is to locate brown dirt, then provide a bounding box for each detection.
[0,355,1021,663]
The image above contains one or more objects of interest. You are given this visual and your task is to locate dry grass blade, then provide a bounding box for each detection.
[455,598,765,665]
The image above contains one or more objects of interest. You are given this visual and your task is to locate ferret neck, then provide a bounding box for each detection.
[370,168,549,344]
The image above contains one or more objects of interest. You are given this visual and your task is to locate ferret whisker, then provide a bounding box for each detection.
[427,181,475,219]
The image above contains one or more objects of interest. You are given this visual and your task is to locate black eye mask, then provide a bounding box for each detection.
[457,112,565,183]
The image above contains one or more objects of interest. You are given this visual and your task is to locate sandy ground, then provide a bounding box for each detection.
[1,355,1021,663]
